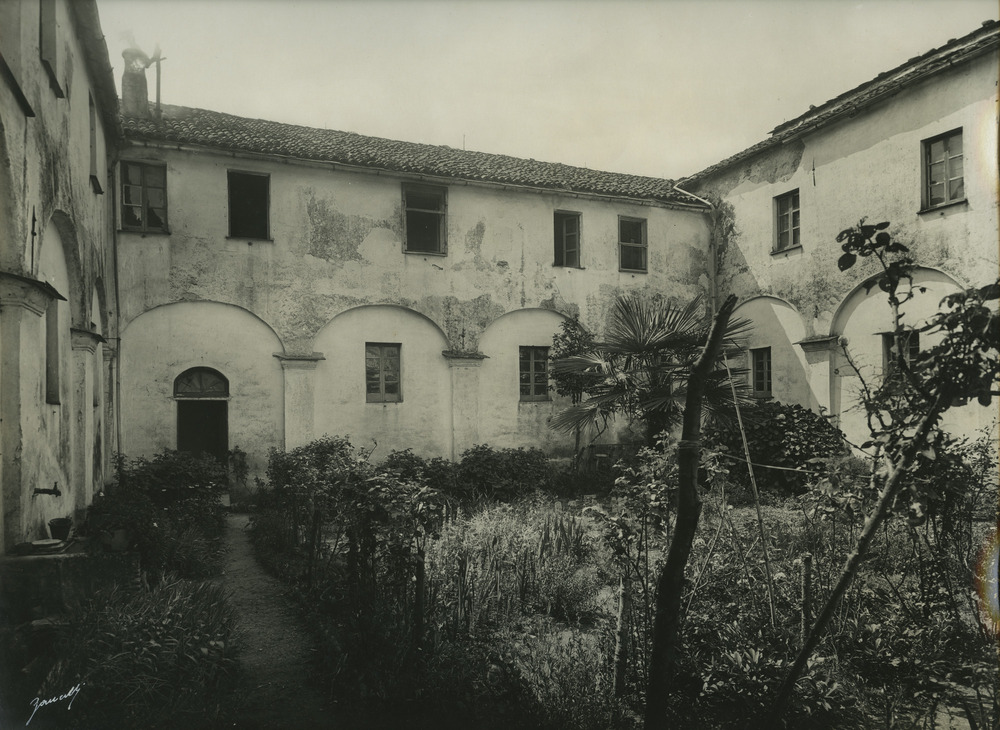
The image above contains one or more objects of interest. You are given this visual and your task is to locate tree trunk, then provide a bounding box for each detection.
[760,394,948,727]
[614,574,631,697]
[644,294,738,729]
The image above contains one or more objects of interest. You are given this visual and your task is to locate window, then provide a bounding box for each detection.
[403,184,446,254]
[45,301,60,404]
[882,330,920,378]
[174,368,229,463]
[366,343,401,403]
[774,190,800,252]
[39,0,63,97]
[751,347,771,397]
[121,162,167,232]
[923,129,963,209]
[0,1,33,116]
[519,346,550,401]
[554,212,581,267]
[619,216,647,272]
[89,95,102,194]
[228,171,270,239]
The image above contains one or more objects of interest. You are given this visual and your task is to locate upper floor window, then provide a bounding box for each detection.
[89,95,103,194]
[751,346,772,397]
[923,129,963,209]
[774,190,799,252]
[619,216,647,272]
[366,343,401,403]
[519,346,550,401]
[228,170,270,239]
[403,184,447,254]
[121,162,167,232]
[39,0,63,98]
[554,211,581,267]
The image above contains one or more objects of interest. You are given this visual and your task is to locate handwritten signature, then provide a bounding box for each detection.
[26,683,83,726]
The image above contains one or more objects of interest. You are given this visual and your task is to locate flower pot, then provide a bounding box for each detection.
[48,517,72,541]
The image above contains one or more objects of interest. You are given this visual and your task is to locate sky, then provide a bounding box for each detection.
[96,0,998,180]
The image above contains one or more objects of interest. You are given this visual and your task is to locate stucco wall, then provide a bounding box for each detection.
[693,49,999,444]
[116,142,710,467]
[0,0,117,549]
[120,302,285,480]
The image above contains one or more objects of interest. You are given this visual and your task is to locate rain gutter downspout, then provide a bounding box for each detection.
[672,183,719,313]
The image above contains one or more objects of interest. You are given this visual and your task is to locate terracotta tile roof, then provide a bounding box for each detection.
[123,104,700,207]
[683,20,999,184]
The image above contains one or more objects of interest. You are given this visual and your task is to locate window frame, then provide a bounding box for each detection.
[228,169,271,240]
[519,345,551,402]
[39,0,63,98]
[553,211,582,268]
[89,94,103,194]
[921,128,964,211]
[402,183,447,255]
[751,346,772,398]
[618,216,648,273]
[365,343,402,403]
[773,189,800,253]
[882,330,920,380]
[120,161,168,233]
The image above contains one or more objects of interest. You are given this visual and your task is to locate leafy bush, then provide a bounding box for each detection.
[457,444,550,502]
[38,579,236,729]
[704,401,848,497]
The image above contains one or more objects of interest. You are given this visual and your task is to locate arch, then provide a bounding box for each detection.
[40,210,85,326]
[481,306,574,334]
[119,301,285,472]
[830,266,964,338]
[313,303,449,351]
[729,295,811,406]
[121,300,286,353]
[313,303,452,457]
[174,367,230,398]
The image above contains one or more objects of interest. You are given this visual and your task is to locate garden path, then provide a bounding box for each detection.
[218,513,334,729]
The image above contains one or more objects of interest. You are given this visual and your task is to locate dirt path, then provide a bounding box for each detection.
[218,513,334,729]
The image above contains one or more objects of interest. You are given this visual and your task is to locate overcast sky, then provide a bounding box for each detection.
[96,0,998,180]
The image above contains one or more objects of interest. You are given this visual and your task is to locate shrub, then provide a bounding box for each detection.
[37,579,236,729]
[457,444,550,502]
[704,401,848,497]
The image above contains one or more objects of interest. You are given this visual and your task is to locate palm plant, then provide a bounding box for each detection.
[550,293,753,445]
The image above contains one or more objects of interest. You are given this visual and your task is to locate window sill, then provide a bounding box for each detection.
[771,245,802,257]
[120,228,171,236]
[227,236,273,243]
[0,60,35,116]
[404,249,447,257]
[519,398,552,403]
[90,175,104,195]
[367,400,402,405]
[619,268,647,275]
[918,199,967,215]
[751,393,773,401]
[552,264,585,270]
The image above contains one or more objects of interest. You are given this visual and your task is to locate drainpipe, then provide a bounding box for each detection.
[672,184,719,313]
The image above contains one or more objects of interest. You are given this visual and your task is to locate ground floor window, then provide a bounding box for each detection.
[366,343,401,403]
[751,346,772,397]
[519,346,550,401]
[174,367,229,462]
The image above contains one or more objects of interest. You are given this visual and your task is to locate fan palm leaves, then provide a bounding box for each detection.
[550,293,752,443]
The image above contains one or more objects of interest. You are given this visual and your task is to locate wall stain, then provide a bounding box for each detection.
[305,192,389,264]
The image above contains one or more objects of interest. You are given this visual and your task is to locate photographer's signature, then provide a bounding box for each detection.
[26,683,83,726]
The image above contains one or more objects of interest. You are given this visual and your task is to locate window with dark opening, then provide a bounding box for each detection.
[751,347,771,397]
[519,346,550,401]
[45,301,60,404]
[89,95,102,193]
[923,129,963,209]
[366,343,401,403]
[228,170,270,239]
[403,185,446,253]
[39,0,63,97]
[619,216,647,272]
[554,212,581,267]
[774,190,800,252]
[174,368,229,463]
[121,162,167,232]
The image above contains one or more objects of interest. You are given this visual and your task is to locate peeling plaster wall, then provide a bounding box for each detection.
[0,0,117,549]
[693,50,999,444]
[117,145,709,466]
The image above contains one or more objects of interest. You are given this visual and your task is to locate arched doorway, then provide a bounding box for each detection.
[174,367,229,462]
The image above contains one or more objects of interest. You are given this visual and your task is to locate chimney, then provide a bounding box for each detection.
[121,48,150,118]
